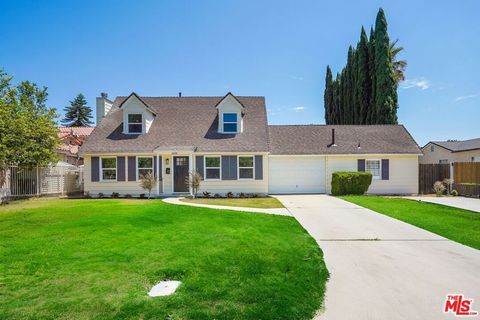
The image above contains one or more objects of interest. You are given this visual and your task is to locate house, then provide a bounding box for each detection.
[420,138,480,164]
[79,92,421,196]
[57,127,95,165]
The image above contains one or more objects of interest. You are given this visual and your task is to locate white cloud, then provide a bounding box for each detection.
[455,93,480,102]
[401,78,430,90]
[290,106,306,112]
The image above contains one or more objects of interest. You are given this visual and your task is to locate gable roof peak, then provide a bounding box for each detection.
[215,92,246,110]
[118,92,157,115]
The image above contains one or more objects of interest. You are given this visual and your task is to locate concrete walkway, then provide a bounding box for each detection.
[276,195,480,320]
[162,197,291,216]
[405,196,480,213]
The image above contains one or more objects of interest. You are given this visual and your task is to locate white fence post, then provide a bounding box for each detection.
[450,162,455,193]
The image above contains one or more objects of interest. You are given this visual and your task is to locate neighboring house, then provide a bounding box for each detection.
[57,127,94,165]
[420,138,480,164]
[79,92,421,196]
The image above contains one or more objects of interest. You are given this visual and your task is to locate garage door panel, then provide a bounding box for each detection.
[268,157,326,194]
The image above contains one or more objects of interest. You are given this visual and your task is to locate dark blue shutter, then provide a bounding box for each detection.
[196,156,204,180]
[128,156,136,181]
[222,156,237,180]
[117,156,126,181]
[91,157,99,182]
[158,156,162,180]
[255,155,263,180]
[357,159,365,172]
[381,159,389,180]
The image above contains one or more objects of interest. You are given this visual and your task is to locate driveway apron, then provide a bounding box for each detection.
[276,195,480,320]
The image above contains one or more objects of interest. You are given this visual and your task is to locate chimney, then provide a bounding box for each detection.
[96,92,113,125]
[178,92,182,97]
[328,128,337,147]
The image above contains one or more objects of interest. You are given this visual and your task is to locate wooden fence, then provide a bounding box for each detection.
[453,162,480,198]
[418,163,450,194]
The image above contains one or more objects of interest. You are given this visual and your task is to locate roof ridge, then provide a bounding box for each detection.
[116,95,265,99]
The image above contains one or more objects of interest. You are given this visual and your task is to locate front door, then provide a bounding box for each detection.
[174,156,189,192]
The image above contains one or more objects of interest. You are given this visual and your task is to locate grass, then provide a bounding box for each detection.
[0,198,327,320]
[340,196,480,250]
[180,196,285,209]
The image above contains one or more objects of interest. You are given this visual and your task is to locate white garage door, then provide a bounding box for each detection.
[268,156,326,194]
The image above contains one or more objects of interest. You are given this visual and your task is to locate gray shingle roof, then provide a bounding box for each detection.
[429,138,480,152]
[268,125,421,155]
[80,96,269,154]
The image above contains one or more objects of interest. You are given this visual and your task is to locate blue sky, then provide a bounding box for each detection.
[1,1,479,146]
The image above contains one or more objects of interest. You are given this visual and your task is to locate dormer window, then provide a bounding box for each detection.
[127,114,143,134]
[223,113,238,133]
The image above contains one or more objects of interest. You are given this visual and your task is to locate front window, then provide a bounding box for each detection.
[430,145,434,152]
[205,156,221,180]
[238,156,254,179]
[128,114,143,133]
[366,160,381,179]
[439,159,449,164]
[101,157,117,181]
[223,113,238,133]
[137,157,153,179]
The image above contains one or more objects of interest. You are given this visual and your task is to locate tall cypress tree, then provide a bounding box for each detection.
[61,94,93,127]
[324,66,334,124]
[367,26,377,124]
[356,27,370,125]
[374,8,398,124]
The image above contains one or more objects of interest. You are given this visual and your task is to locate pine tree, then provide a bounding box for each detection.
[356,27,370,125]
[374,8,398,124]
[61,94,93,127]
[324,66,334,124]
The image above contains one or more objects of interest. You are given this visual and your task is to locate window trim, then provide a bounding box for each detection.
[127,113,143,134]
[222,113,238,133]
[365,159,381,180]
[204,155,221,181]
[237,155,254,180]
[100,157,117,182]
[136,156,154,180]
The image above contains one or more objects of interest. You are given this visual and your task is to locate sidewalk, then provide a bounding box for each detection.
[162,197,292,216]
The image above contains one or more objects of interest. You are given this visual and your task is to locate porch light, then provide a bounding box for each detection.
[166,158,169,165]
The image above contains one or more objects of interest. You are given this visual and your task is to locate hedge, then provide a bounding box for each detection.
[331,172,372,196]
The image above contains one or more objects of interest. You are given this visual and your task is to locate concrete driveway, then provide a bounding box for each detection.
[405,196,480,213]
[276,195,480,320]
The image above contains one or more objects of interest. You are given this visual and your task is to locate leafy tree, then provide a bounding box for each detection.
[389,39,407,84]
[61,93,93,127]
[0,70,59,187]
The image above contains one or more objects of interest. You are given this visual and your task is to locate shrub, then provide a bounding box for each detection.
[84,192,92,199]
[226,192,234,198]
[214,193,222,198]
[140,172,156,199]
[451,189,458,197]
[185,171,202,198]
[139,193,146,199]
[433,181,445,197]
[111,192,120,198]
[203,191,211,198]
[98,193,104,199]
[238,192,246,198]
[331,172,372,196]
[124,194,132,198]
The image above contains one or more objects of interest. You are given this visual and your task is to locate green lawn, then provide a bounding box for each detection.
[180,197,285,209]
[0,199,327,320]
[341,196,480,250]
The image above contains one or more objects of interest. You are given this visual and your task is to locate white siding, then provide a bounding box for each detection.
[122,96,155,134]
[196,154,268,195]
[268,156,326,194]
[325,155,419,194]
